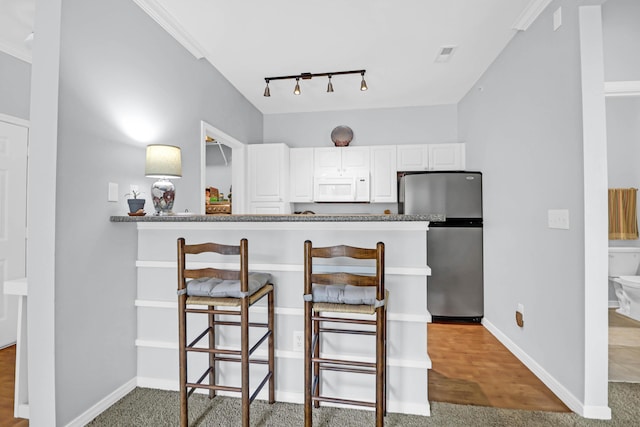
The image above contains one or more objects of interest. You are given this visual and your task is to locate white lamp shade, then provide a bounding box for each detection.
[145,144,182,178]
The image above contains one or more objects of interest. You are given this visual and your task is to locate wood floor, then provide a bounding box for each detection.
[0,345,28,427]
[428,322,570,412]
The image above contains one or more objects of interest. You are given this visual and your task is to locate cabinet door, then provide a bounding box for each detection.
[248,144,289,202]
[341,147,370,174]
[370,145,397,203]
[429,143,465,170]
[396,144,428,171]
[313,147,341,177]
[289,148,314,202]
[250,202,290,214]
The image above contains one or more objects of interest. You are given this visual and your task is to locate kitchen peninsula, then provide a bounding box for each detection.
[111,213,437,416]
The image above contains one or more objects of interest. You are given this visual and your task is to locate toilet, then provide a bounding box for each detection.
[609,247,640,321]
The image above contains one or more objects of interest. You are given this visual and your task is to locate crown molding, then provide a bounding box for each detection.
[132,0,206,59]
[604,81,640,98]
[0,40,32,64]
[512,0,553,31]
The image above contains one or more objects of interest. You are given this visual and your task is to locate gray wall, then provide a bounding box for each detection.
[50,0,262,423]
[0,51,31,120]
[603,0,640,81]
[264,105,458,147]
[458,0,587,402]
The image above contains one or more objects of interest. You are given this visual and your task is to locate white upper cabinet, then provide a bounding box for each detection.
[289,147,314,203]
[314,147,370,177]
[428,143,465,170]
[248,143,290,203]
[396,144,428,171]
[370,145,397,203]
[397,143,465,171]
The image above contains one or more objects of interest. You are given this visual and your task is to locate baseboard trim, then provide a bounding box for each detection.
[136,377,430,416]
[482,319,610,419]
[609,300,619,308]
[64,378,137,427]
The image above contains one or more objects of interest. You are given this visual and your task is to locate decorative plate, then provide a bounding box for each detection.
[331,126,354,147]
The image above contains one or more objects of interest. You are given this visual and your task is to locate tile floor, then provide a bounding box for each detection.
[609,308,640,382]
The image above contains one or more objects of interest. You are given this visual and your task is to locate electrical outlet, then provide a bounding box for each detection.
[548,209,570,229]
[516,303,525,327]
[293,331,303,352]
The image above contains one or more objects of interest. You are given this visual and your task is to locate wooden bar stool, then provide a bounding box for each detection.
[177,237,275,427]
[303,240,387,427]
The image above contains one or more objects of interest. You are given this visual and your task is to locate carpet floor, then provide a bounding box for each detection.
[88,382,638,426]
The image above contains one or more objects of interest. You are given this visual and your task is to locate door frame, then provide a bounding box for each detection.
[200,121,246,214]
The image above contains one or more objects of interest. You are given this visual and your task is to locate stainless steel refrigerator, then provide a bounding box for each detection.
[398,171,483,323]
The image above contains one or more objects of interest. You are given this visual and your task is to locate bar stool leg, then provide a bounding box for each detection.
[241,297,250,427]
[376,307,384,427]
[179,295,188,427]
[383,305,388,416]
[208,306,216,399]
[313,312,321,409]
[304,300,312,427]
[268,289,275,403]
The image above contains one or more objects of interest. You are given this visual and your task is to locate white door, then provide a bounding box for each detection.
[0,121,28,347]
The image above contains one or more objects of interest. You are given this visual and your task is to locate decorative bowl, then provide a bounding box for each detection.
[331,126,353,147]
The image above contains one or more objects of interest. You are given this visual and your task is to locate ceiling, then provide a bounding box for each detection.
[0,0,550,115]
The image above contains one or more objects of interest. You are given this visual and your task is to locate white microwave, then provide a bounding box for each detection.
[313,174,370,202]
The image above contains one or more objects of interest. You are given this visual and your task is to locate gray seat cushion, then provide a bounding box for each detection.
[312,284,377,305]
[186,272,272,298]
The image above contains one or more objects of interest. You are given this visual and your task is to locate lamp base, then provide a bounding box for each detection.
[151,178,175,215]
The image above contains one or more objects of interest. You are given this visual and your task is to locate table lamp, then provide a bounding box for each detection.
[145,144,182,215]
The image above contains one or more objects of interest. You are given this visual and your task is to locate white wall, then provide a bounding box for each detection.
[0,51,31,120]
[458,0,600,412]
[28,0,264,424]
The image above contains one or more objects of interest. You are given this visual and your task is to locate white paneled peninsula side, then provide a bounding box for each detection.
[111,214,437,416]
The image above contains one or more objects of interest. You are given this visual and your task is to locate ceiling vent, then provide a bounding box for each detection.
[435,46,457,63]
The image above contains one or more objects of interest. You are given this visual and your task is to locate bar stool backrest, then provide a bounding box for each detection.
[177,237,249,294]
[304,241,385,302]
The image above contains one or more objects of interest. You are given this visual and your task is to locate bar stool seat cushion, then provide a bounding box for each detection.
[187,272,272,298]
[311,283,377,305]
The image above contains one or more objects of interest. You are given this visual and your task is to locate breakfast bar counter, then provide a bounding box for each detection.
[111,214,434,416]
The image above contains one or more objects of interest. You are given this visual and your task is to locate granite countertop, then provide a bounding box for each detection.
[110,213,444,223]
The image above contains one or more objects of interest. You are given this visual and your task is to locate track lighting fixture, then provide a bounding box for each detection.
[263,69,366,96]
[294,77,301,95]
[263,79,271,97]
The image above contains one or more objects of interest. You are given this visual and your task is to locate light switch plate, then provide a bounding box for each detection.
[548,209,569,229]
[108,182,118,202]
[553,7,562,31]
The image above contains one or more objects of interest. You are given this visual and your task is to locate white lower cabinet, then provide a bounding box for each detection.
[249,202,290,214]
[370,145,397,203]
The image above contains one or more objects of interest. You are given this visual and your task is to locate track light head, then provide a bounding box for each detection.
[294,78,301,95]
[327,76,334,93]
[263,80,271,97]
[360,72,368,91]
